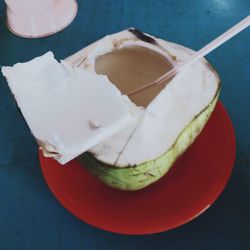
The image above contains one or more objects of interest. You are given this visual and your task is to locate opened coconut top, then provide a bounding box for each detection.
[66,29,220,167]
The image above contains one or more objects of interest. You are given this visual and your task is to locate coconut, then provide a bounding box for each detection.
[71,29,220,190]
[2,28,220,191]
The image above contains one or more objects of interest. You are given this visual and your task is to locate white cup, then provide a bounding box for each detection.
[5,0,78,38]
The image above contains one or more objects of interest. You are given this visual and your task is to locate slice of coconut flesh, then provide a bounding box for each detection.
[67,30,219,167]
[1,52,139,164]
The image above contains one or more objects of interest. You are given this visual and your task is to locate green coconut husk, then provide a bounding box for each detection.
[78,89,220,191]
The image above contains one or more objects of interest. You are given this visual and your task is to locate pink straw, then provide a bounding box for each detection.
[127,15,250,97]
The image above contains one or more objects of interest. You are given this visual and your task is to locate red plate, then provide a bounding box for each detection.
[39,102,236,235]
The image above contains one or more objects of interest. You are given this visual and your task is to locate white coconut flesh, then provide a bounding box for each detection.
[1,52,138,164]
[71,30,220,168]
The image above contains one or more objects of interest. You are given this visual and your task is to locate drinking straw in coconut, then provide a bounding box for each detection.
[127,15,250,97]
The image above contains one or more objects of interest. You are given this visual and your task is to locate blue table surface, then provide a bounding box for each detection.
[0,1,249,250]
